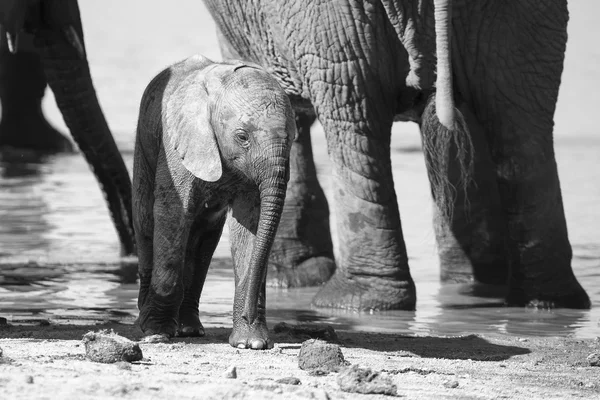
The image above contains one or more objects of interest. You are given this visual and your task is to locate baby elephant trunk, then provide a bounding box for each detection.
[243,152,289,324]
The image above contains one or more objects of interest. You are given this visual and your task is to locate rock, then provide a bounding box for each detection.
[140,334,170,343]
[443,380,459,388]
[587,352,600,366]
[25,376,34,384]
[116,361,132,370]
[276,377,301,385]
[298,339,347,372]
[224,366,237,379]
[82,330,143,363]
[337,365,398,396]
[0,317,7,326]
[273,322,339,342]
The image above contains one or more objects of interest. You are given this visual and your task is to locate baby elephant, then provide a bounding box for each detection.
[133,55,296,349]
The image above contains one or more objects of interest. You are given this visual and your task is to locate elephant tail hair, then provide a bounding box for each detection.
[420,93,474,221]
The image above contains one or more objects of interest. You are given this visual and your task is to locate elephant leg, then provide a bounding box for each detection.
[422,100,509,285]
[0,30,72,152]
[267,111,335,288]
[228,193,270,349]
[311,99,416,311]
[452,0,589,308]
[37,2,135,256]
[178,213,227,337]
[137,163,189,337]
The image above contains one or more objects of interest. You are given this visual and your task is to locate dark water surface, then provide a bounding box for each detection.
[0,0,599,338]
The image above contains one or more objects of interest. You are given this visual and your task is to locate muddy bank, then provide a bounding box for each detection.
[0,321,599,399]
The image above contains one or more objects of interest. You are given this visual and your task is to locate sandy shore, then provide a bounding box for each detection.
[0,320,599,399]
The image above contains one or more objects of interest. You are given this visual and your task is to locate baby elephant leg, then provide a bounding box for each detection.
[228,193,270,350]
[138,184,189,338]
[178,212,227,337]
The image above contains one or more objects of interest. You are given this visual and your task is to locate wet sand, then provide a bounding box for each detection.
[1,321,599,399]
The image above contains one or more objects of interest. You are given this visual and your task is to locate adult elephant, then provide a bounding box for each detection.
[204,0,591,309]
[0,0,135,256]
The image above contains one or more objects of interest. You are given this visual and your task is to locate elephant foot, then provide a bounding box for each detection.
[506,282,591,309]
[311,271,416,311]
[177,312,205,337]
[229,318,271,350]
[137,306,178,338]
[267,255,335,288]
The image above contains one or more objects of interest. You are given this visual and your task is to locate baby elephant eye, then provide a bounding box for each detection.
[235,130,250,145]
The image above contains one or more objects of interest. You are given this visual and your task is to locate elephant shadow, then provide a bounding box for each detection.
[0,322,529,363]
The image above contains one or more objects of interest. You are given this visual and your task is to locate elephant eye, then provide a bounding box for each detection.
[235,130,250,146]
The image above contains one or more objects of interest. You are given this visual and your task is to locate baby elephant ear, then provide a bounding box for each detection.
[164,68,222,182]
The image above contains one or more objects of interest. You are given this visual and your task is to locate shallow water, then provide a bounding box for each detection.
[0,0,599,338]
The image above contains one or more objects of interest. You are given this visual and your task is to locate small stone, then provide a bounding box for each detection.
[443,380,459,388]
[586,352,600,366]
[518,338,529,342]
[140,334,170,343]
[82,330,143,363]
[0,346,3,357]
[224,366,237,379]
[276,377,301,385]
[116,361,132,370]
[298,339,347,372]
[0,317,7,326]
[25,376,34,384]
[337,365,397,396]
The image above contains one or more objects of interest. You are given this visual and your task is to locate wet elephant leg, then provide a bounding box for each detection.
[0,31,72,151]
[178,213,227,337]
[311,98,416,311]
[423,100,509,285]
[267,111,335,288]
[452,0,589,308]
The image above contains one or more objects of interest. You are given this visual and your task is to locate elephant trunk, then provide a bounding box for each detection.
[243,153,289,324]
[37,3,135,256]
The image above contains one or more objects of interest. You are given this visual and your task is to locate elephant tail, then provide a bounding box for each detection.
[420,0,474,221]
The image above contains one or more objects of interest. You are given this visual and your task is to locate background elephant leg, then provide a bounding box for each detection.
[453,0,589,308]
[178,213,226,337]
[312,101,416,311]
[422,100,509,285]
[37,2,135,256]
[267,111,335,288]
[228,194,270,349]
[0,30,72,152]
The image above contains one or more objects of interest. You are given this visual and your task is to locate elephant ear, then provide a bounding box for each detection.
[163,60,222,182]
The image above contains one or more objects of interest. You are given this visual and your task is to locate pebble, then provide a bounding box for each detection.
[82,330,143,363]
[443,380,459,388]
[25,376,34,384]
[225,366,237,379]
[116,361,132,370]
[337,365,398,396]
[298,339,347,372]
[586,352,600,366]
[276,377,301,385]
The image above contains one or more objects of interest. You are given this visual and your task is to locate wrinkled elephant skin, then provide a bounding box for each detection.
[203,0,590,310]
[133,55,295,348]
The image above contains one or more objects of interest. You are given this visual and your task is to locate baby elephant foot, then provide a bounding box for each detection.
[138,306,178,339]
[267,255,335,288]
[229,318,271,350]
[177,314,205,337]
